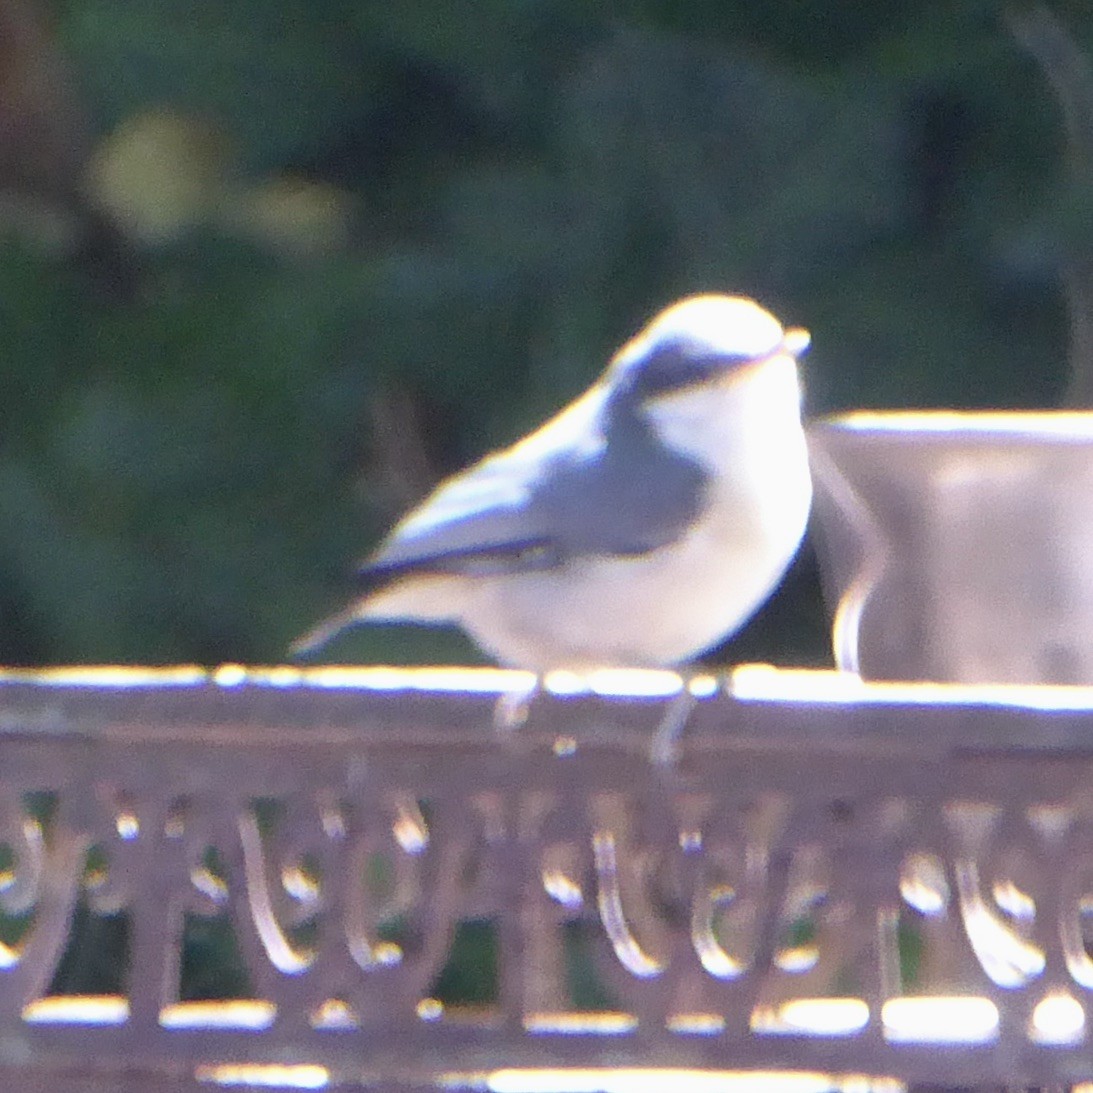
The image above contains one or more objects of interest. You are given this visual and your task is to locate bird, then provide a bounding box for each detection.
[294,294,813,673]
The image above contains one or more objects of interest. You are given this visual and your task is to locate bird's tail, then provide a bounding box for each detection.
[288,605,360,659]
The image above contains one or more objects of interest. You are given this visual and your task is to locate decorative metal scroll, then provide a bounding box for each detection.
[0,665,1093,1091]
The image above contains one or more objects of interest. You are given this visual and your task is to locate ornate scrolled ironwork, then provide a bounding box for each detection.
[0,665,1092,1090]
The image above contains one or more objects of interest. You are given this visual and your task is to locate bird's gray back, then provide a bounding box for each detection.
[360,401,709,584]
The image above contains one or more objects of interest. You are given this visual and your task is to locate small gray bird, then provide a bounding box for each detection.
[295,295,812,671]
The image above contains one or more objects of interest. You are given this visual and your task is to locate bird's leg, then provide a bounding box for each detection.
[493,673,542,734]
[648,679,699,767]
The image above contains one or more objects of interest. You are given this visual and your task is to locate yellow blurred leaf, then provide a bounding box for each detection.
[86,108,232,244]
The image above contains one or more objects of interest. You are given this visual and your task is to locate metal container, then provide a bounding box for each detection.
[807,412,1093,684]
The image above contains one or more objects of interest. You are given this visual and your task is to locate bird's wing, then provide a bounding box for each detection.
[364,469,560,582]
[359,387,709,589]
[357,386,608,586]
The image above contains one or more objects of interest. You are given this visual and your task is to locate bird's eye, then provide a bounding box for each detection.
[630,341,751,400]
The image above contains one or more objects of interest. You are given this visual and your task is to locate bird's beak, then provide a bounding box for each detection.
[707,325,810,390]
[781,327,811,357]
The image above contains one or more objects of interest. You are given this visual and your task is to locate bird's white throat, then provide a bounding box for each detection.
[641,355,805,476]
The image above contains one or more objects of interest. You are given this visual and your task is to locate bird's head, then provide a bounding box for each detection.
[606,294,810,406]
[600,294,810,468]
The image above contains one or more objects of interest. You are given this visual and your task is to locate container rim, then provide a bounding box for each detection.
[809,409,1093,439]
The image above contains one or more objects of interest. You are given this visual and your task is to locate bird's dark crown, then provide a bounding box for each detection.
[617,335,759,402]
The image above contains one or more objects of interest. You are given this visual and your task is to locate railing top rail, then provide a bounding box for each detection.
[1,664,1093,754]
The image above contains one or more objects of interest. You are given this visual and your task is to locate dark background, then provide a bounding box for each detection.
[1,0,1086,670]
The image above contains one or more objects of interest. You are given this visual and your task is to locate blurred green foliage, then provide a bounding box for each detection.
[0,0,1083,668]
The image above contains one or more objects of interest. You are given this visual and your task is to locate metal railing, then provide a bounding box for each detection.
[0,664,1090,1090]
